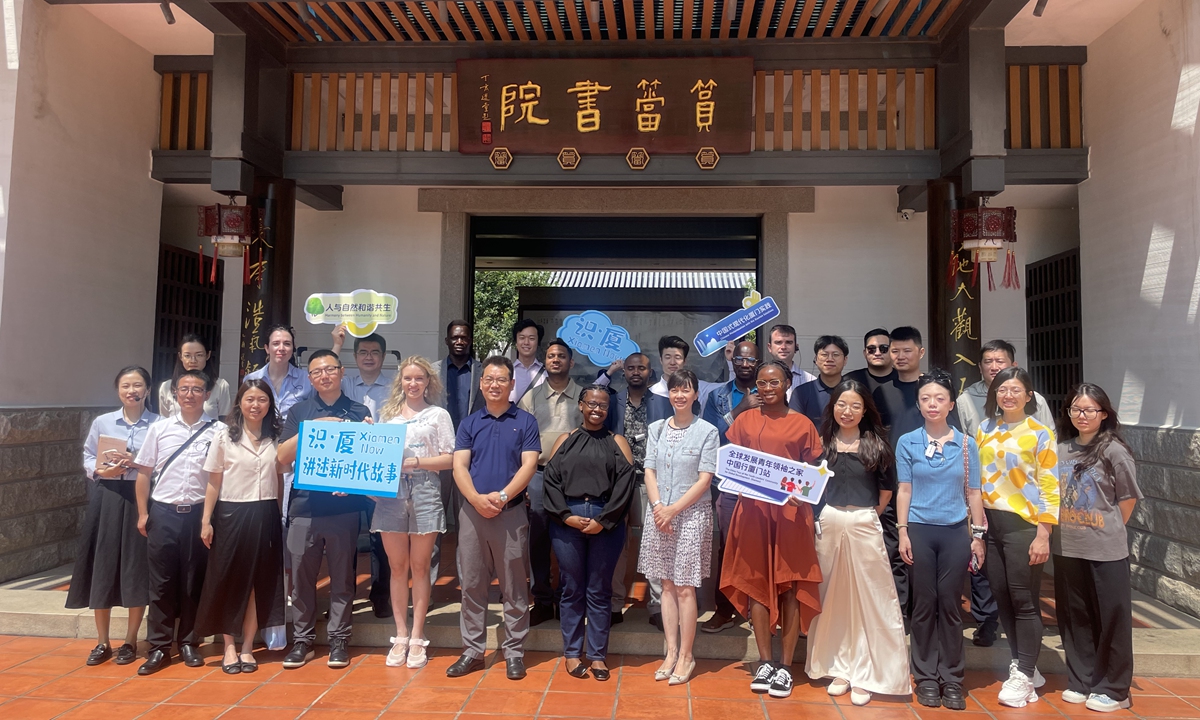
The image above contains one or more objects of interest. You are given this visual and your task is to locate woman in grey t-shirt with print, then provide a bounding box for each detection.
[1054,383,1142,714]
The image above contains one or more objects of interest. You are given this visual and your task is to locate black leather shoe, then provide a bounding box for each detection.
[529,604,555,627]
[648,613,663,631]
[86,643,111,666]
[179,644,204,668]
[114,644,137,665]
[941,683,967,710]
[282,642,314,669]
[610,611,624,625]
[137,649,170,676]
[327,637,350,668]
[446,654,485,677]
[972,624,997,647]
[222,659,242,675]
[566,660,589,678]
[506,657,527,680]
[916,680,942,708]
[591,665,611,682]
[373,600,394,619]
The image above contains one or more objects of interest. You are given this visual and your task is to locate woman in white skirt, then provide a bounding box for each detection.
[805,379,911,706]
[373,356,455,668]
[640,369,720,686]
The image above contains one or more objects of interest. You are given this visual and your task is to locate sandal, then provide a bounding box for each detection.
[385,636,409,668]
[406,638,430,669]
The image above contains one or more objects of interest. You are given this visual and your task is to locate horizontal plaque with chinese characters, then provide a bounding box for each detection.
[457,57,753,155]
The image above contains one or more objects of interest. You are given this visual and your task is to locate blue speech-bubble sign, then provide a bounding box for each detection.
[693,296,781,356]
[555,310,640,367]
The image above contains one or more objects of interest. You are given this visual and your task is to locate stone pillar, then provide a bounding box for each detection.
[927,179,982,395]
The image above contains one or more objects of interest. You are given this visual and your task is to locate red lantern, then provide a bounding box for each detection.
[951,206,1018,291]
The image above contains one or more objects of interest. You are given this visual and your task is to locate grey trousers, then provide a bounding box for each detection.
[288,512,359,643]
[611,482,662,613]
[457,501,530,660]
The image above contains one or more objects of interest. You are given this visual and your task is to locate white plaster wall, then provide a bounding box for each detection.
[1079,0,1200,429]
[0,0,161,407]
[291,186,444,369]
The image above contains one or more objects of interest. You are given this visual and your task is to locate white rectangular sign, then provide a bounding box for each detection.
[716,444,833,506]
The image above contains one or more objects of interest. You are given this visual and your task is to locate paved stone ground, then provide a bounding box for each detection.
[0,634,1199,720]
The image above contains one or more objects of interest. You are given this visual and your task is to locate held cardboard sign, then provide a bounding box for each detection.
[293,421,408,498]
[693,291,780,357]
[715,443,832,506]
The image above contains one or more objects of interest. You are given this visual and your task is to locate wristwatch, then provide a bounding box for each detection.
[499,491,509,503]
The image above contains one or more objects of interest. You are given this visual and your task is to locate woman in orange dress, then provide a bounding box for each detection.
[720,361,823,700]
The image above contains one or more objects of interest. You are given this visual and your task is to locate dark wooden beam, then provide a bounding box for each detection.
[296,184,344,211]
[1004,148,1089,184]
[151,151,213,183]
[154,55,214,74]
[1005,45,1087,65]
[210,30,289,192]
[897,184,928,213]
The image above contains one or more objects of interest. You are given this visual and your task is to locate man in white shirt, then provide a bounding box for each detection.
[134,370,223,676]
[766,324,817,399]
[331,326,394,421]
[510,319,546,402]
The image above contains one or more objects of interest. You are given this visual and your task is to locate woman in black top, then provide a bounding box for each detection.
[804,380,910,706]
[543,385,636,681]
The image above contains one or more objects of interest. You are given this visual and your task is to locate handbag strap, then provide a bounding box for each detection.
[517,365,548,402]
[150,420,216,494]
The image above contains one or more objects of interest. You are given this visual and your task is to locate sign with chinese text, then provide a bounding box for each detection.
[293,421,408,498]
[458,57,753,155]
[555,310,640,366]
[716,444,832,506]
[304,289,399,338]
[693,291,780,356]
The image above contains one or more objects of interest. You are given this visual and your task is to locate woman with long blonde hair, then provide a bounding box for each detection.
[372,356,456,668]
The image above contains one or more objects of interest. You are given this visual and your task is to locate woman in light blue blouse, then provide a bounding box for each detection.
[895,370,986,712]
[640,369,720,686]
[66,366,160,667]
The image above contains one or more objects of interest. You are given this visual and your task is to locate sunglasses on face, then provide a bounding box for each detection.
[866,345,890,355]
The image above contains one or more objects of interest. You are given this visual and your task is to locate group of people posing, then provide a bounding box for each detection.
[68,320,1141,714]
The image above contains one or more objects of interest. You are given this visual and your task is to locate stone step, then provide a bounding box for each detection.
[3,588,1200,677]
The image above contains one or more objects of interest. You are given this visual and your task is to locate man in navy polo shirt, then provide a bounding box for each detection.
[447,356,540,681]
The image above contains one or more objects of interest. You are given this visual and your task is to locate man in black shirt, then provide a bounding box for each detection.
[277,350,371,670]
[845,328,899,422]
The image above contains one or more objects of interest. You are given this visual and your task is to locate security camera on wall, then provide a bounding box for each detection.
[897,210,915,221]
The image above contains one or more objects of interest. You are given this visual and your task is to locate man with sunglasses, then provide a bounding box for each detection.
[518,339,582,627]
[276,350,371,670]
[845,329,898,422]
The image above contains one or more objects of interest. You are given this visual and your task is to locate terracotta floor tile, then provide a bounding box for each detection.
[46,639,109,657]
[0,697,82,719]
[463,688,546,715]
[0,671,51,695]
[24,675,121,700]
[0,634,19,644]
[297,710,382,720]
[218,709,304,720]
[836,705,919,720]
[97,678,190,703]
[781,678,839,704]
[313,684,399,711]
[337,663,417,687]
[522,651,564,672]
[478,667,552,690]
[1153,680,1200,698]
[991,711,1070,720]
[1130,696,1200,717]
[690,697,769,720]
[549,670,618,693]
[689,676,763,699]
[140,659,216,681]
[692,660,757,679]
[766,703,844,720]
[393,685,473,713]
[615,671,689,696]
[1134,679,1174,696]
[377,713,457,720]
[138,704,230,720]
[166,679,258,705]
[403,667,484,688]
[540,690,617,717]
[974,696,1063,715]
[910,712,992,720]
[614,695,690,720]
[241,682,330,708]
[0,652,29,672]
[6,653,88,675]
[67,659,143,679]
[55,701,157,720]
[279,661,363,684]
[1,636,72,654]
[1042,695,1117,716]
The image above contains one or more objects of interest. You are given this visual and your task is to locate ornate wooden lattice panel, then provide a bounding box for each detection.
[252,0,964,43]
[153,244,225,405]
[1007,63,1083,150]
[1025,248,1081,417]
[159,72,212,151]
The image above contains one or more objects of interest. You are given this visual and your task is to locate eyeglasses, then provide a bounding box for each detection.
[866,344,890,355]
[1067,407,1102,419]
[817,351,845,360]
[180,353,207,362]
[731,356,758,366]
[580,401,607,410]
[834,401,864,413]
[995,388,1028,398]
[480,377,510,386]
[176,386,206,396]
[308,366,343,378]
[355,350,383,358]
[755,379,784,389]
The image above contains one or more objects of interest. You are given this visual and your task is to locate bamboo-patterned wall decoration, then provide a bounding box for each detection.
[1007,64,1083,150]
[159,72,212,151]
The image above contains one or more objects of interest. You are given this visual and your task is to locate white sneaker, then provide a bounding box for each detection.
[1009,659,1046,688]
[385,636,409,667]
[1085,694,1132,713]
[851,688,872,706]
[1063,689,1089,704]
[406,638,430,669]
[998,666,1039,708]
[827,678,851,696]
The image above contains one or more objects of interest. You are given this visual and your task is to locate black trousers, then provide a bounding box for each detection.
[881,501,911,619]
[984,510,1045,676]
[970,570,999,630]
[146,502,208,653]
[908,520,970,685]
[1054,555,1134,701]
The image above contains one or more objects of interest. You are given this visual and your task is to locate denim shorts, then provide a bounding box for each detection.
[370,469,446,535]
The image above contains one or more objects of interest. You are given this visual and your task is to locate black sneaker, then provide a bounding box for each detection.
[750,662,776,693]
[768,665,794,698]
[327,637,350,668]
[282,641,314,669]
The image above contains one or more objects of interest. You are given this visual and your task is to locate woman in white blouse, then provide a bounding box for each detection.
[373,356,456,668]
[157,334,232,420]
[195,379,286,674]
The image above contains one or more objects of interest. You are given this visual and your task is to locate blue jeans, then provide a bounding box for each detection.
[550,498,626,661]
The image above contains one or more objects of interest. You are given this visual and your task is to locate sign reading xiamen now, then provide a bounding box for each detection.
[457,57,753,155]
